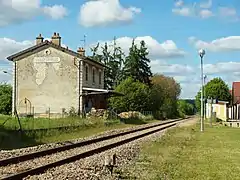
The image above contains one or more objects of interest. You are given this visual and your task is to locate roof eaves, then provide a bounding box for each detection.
[85,57,106,67]
[6,41,105,68]
[7,41,50,61]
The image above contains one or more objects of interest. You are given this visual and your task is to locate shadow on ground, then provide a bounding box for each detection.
[120,118,148,125]
[0,128,41,150]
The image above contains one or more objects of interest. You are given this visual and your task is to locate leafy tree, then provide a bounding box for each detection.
[109,77,151,112]
[177,100,195,117]
[123,40,152,86]
[151,74,181,119]
[195,77,231,112]
[0,83,12,115]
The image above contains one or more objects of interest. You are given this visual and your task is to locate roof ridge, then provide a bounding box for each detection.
[6,41,105,67]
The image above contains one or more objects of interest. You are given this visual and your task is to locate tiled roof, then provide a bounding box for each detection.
[6,40,105,67]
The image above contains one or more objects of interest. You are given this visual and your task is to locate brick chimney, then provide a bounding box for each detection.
[77,47,85,57]
[36,34,44,45]
[51,32,61,46]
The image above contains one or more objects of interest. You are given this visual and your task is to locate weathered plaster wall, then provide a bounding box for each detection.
[16,47,78,115]
[82,61,104,89]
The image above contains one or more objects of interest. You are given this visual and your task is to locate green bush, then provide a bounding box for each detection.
[109,77,152,112]
[0,83,12,115]
[177,100,195,116]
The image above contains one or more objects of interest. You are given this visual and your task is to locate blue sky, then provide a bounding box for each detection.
[1,0,240,98]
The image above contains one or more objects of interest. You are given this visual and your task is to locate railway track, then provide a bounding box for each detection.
[0,118,187,180]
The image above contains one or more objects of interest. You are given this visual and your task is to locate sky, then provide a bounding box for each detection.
[1,0,240,99]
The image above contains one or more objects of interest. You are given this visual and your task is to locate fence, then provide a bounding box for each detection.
[17,105,77,119]
[1,108,154,131]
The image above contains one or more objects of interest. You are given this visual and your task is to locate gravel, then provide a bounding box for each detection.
[0,120,172,160]
[23,117,195,180]
[0,121,179,178]
[0,118,194,180]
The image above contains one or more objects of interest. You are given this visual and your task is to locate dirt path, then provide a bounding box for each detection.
[177,116,199,127]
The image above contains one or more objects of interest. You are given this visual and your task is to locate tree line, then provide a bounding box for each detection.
[0,38,195,118]
[91,38,194,119]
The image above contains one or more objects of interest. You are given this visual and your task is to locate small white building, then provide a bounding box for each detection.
[206,101,229,121]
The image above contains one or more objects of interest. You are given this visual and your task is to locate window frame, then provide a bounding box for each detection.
[85,64,89,81]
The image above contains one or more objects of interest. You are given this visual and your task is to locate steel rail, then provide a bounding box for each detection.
[0,119,184,180]
[0,118,186,167]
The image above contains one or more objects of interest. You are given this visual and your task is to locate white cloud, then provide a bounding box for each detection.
[0,38,33,60]
[42,5,68,20]
[79,0,141,27]
[172,1,240,22]
[0,0,68,26]
[189,36,240,52]
[218,7,237,17]
[150,60,194,75]
[172,7,193,17]
[149,59,240,98]
[204,62,240,75]
[91,36,186,59]
[199,0,212,9]
[172,0,214,19]
[174,0,184,7]
[218,7,239,21]
[199,9,214,18]
[181,83,201,99]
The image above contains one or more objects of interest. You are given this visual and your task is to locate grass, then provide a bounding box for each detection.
[0,115,90,130]
[0,115,158,150]
[119,120,240,180]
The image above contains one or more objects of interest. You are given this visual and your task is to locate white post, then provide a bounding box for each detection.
[200,56,204,131]
[198,49,205,132]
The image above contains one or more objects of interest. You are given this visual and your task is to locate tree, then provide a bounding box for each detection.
[108,37,125,88]
[178,100,195,117]
[0,83,12,115]
[123,40,152,86]
[109,77,151,112]
[90,43,103,63]
[195,77,231,112]
[150,74,181,119]
[91,38,125,89]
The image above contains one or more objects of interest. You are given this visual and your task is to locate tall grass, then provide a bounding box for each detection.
[0,114,157,150]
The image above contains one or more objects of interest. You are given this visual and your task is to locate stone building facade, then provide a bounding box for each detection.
[7,32,109,118]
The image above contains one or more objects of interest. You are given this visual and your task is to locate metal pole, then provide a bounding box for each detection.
[210,97,213,127]
[200,56,204,132]
[204,76,206,122]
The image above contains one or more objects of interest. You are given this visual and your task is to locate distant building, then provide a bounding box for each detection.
[229,82,240,120]
[206,101,229,121]
[6,32,120,118]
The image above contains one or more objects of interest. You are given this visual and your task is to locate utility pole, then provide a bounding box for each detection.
[198,49,206,132]
[203,75,207,122]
